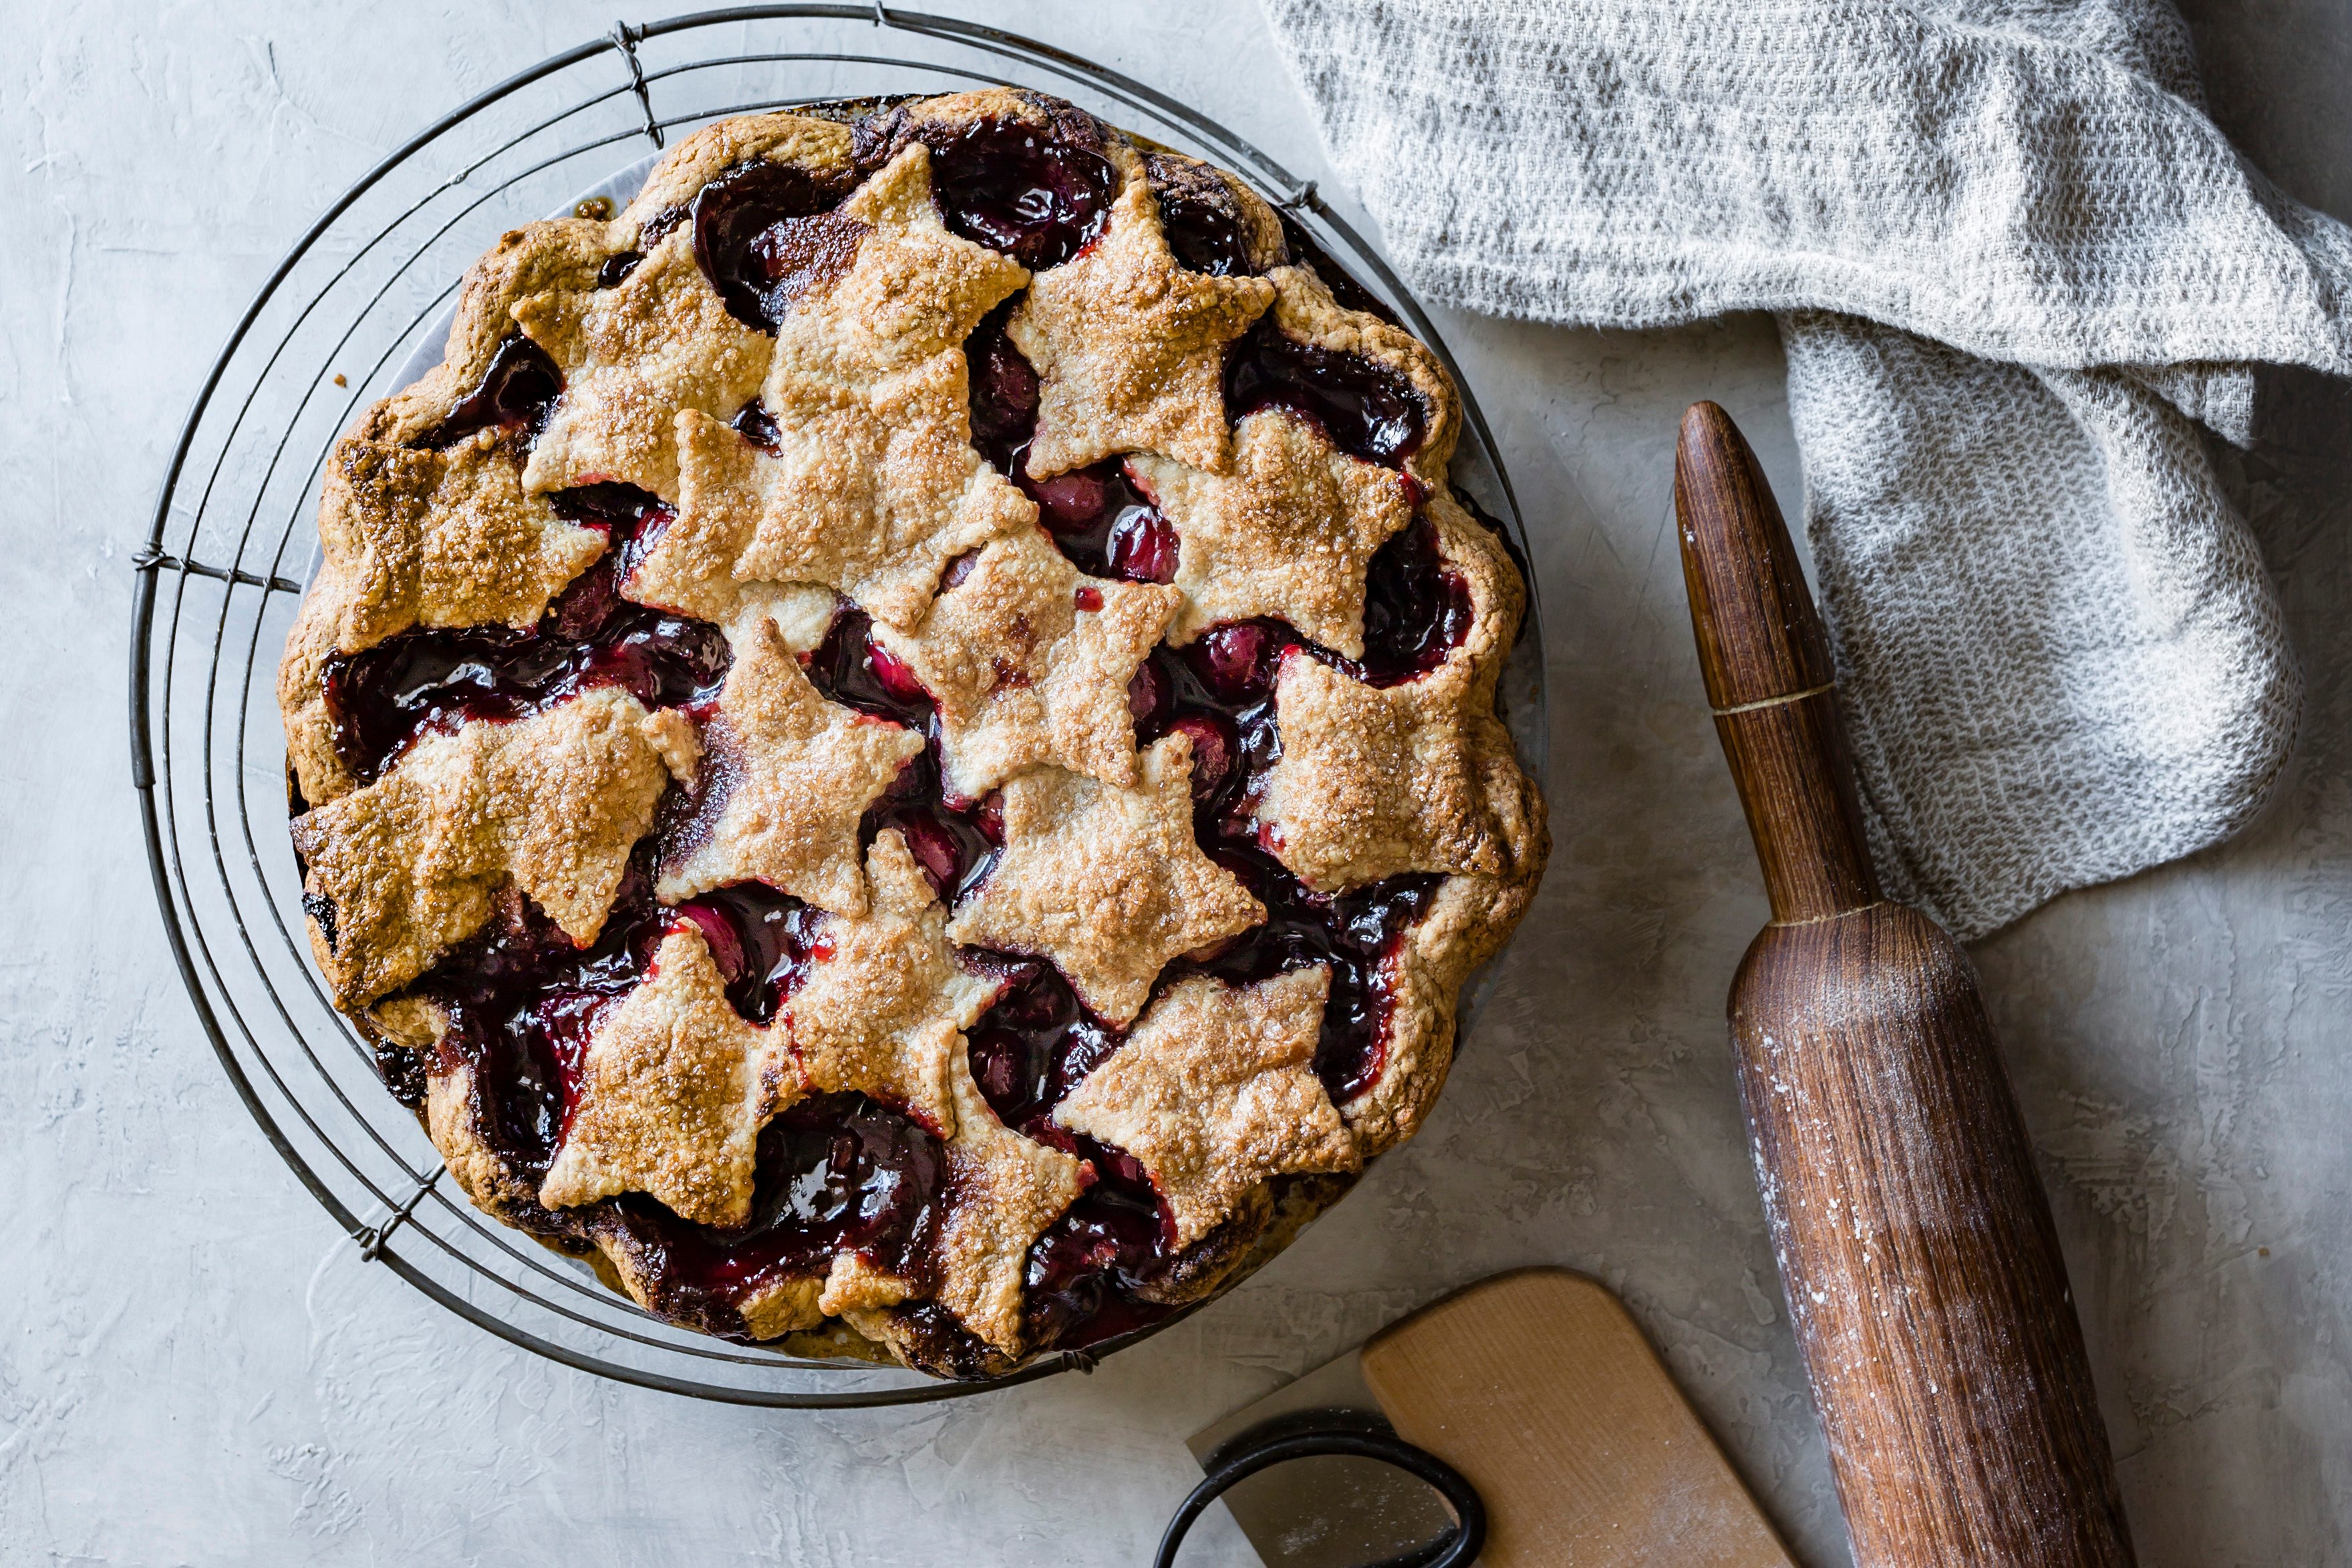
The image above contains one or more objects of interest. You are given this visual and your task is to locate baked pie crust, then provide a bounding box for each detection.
[278,88,1546,1378]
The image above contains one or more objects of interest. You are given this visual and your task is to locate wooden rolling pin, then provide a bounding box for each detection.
[1674,402,2137,1568]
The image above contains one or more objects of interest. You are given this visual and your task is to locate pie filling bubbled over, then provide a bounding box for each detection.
[328,107,1487,1360]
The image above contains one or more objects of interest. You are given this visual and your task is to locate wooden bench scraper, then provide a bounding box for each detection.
[1185,1268,1794,1566]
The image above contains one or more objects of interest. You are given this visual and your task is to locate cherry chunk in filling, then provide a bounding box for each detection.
[320,485,726,787]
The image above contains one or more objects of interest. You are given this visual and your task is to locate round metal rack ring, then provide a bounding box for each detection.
[130,5,1548,1408]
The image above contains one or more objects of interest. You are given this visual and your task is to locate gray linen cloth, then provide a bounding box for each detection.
[1260,0,2352,936]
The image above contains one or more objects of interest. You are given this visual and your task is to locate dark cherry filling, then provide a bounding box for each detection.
[1225,313,1427,468]
[965,960,1123,1142]
[960,958,1179,1352]
[1355,516,1473,685]
[597,1093,945,1339]
[668,880,828,1026]
[966,299,1038,474]
[1189,845,1442,1103]
[965,303,1181,583]
[1157,194,1255,277]
[731,398,784,455]
[405,856,812,1142]
[1143,152,1274,279]
[921,118,1116,271]
[800,605,1001,901]
[320,486,726,786]
[410,848,667,1176]
[418,334,563,451]
[690,158,859,331]
[1030,462,1181,584]
[1022,1165,1180,1350]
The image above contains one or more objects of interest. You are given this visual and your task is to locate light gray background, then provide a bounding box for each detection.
[5,3,2348,1563]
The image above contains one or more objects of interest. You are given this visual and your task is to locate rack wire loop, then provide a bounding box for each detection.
[130,5,1545,1410]
[357,1164,446,1261]
[611,21,667,147]
[133,546,303,596]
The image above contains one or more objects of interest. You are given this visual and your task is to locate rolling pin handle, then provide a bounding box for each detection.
[1674,402,1880,923]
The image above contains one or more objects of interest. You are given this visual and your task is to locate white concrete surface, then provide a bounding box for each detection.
[5,2,2348,1562]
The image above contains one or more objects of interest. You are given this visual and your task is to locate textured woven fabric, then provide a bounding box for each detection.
[1261,0,2352,935]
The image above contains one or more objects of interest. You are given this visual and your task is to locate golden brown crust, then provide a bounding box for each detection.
[1134,412,1416,657]
[873,526,1181,796]
[290,689,686,1009]
[318,431,607,652]
[1008,178,1274,477]
[1055,967,1358,1247]
[945,734,1266,1025]
[279,93,1545,1378]
[653,619,925,916]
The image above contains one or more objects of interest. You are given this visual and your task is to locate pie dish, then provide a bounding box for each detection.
[276,88,1547,1378]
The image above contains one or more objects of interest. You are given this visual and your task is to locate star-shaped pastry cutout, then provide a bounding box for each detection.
[539,925,804,1227]
[657,144,1036,630]
[773,142,1034,383]
[613,469,844,637]
[931,1042,1085,1353]
[1131,412,1415,658]
[1260,653,1528,893]
[945,733,1265,1024]
[655,619,925,917]
[1254,491,1539,892]
[292,689,692,1007]
[873,526,1181,796]
[776,831,1006,1132]
[512,228,776,499]
[318,430,606,651]
[1007,179,1274,478]
[672,355,1033,631]
[1054,966,1358,1247]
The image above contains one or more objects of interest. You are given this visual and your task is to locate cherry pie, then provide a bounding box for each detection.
[277,89,1546,1377]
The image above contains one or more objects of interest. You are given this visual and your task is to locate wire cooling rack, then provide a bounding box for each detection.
[129,5,1548,1408]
